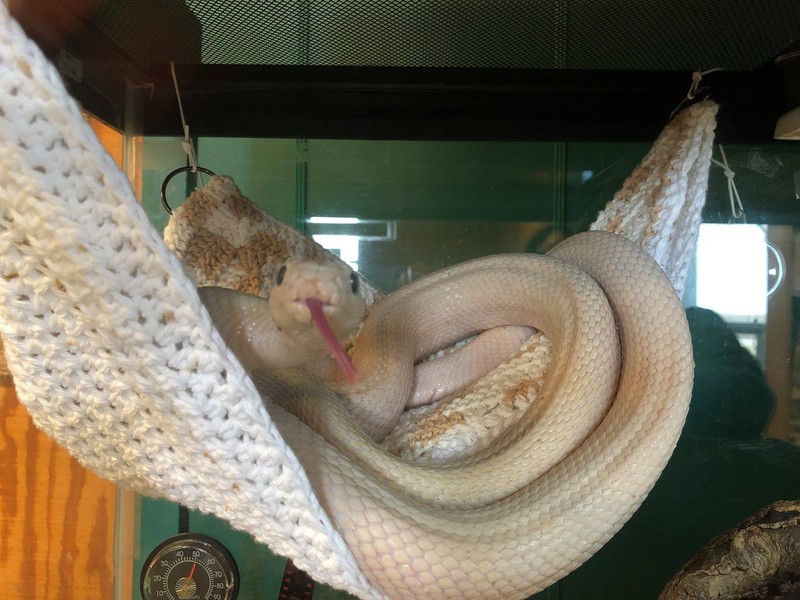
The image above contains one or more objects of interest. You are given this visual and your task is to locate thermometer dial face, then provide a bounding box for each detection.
[141,533,239,600]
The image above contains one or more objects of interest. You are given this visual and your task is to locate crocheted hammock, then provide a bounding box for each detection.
[0,4,717,598]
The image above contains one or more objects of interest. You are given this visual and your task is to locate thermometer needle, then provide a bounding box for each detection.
[188,562,197,580]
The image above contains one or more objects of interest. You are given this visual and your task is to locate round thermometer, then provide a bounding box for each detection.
[141,533,239,600]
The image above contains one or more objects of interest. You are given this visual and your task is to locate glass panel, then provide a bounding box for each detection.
[198,137,298,227]
[136,136,800,600]
[306,139,560,291]
[558,142,800,599]
[140,137,298,233]
[564,141,650,235]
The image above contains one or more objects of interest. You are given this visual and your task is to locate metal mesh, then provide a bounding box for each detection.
[90,0,202,63]
[87,0,800,70]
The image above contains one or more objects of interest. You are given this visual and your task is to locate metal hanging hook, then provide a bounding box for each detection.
[668,68,723,121]
[160,165,215,214]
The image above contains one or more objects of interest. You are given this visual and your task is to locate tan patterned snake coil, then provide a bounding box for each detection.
[252,230,694,599]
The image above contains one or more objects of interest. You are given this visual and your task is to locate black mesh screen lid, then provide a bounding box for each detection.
[88,0,799,70]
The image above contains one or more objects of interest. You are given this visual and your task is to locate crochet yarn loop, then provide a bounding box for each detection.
[0,6,381,599]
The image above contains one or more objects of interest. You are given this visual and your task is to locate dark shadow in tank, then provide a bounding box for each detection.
[548,306,800,600]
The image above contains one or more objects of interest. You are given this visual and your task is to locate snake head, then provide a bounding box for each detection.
[268,259,366,382]
[268,259,365,334]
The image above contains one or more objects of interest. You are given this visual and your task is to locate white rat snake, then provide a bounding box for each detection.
[202,230,693,599]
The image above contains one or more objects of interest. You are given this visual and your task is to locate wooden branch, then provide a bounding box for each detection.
[660,499,800,599]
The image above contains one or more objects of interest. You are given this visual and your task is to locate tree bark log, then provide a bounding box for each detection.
[660,499,800,599]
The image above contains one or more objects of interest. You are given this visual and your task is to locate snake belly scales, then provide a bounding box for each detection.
[206,231,694,600]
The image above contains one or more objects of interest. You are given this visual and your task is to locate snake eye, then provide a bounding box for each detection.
[349,271,359,294]
[276,265,287,285]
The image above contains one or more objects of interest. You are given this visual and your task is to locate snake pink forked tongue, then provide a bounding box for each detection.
[304,297,359,383]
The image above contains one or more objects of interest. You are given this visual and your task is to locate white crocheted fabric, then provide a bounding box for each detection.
[0,6,382,599]
[386,103,718,461]
[591,101,718,298]
[0,3,716,598]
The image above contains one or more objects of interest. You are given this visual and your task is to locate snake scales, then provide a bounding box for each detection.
[0,5,709,597]
[207,230,694,599]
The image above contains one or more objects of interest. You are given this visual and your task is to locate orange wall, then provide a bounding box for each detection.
[0,387,117,599]
[0,115,121,599]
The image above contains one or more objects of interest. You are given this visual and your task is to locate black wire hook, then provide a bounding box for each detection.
[668,68,723,122]
[160,166,215,214]
[668,86,711,122]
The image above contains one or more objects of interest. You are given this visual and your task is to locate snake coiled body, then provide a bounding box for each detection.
[0,7,710,599]
[252,231,693,599]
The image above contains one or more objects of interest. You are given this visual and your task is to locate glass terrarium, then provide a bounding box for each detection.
[4,1,800,599]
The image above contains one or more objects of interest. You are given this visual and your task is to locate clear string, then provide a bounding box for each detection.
[170,61,199,172]
[669,68,723,121]
[710,145,745,223]
[686,68,723,100]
